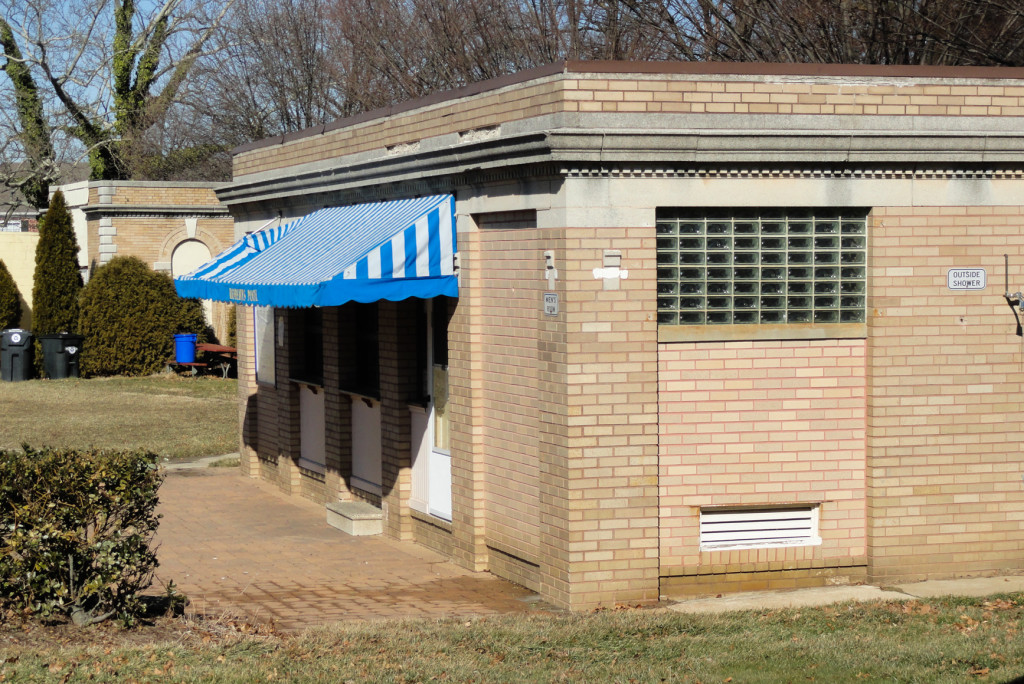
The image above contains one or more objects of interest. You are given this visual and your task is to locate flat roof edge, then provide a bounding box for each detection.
[231,62,570,157]
[564,59,1024,79]
[232,60,1024,158]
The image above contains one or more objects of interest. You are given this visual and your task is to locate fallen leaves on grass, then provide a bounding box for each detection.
[955,615,981,635]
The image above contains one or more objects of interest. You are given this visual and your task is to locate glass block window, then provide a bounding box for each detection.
[656,209,867,325]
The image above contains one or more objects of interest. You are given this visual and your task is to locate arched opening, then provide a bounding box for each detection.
[172,240,213,328]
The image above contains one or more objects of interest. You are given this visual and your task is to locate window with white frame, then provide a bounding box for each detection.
[699,506,822,551]
[656,209,867,326]
[254,306,275,386]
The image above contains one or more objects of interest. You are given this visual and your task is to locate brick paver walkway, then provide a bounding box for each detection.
[154,469,539,631]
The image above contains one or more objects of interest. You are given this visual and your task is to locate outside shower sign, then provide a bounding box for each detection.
[947,268,986,290]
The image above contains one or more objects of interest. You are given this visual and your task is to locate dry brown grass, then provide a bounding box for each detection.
[0,375,238,460]
[2,596,1024,682]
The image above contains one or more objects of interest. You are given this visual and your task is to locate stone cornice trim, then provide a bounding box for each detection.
[81,204,231,217]
[220,125,1024,207]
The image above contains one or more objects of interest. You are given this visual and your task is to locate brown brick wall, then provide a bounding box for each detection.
[109,184,224,207]
[411,512,455,557]
[323,306,352,504]
[379,299,419,539]
[236,73,1024,177]
[662,563,868,597]
[867,206,1024,582]
[92,216,234,267]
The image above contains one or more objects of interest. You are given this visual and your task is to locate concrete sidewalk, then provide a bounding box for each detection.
[668,575,1024,614]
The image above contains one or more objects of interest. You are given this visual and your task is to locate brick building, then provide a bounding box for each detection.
[59,181,235,342]
[177,62,1024,610]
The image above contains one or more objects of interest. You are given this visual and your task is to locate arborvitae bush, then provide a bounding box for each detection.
[0,446,162,626]
[0,259,22,330]
[32,190,82,334]
[32,191,82,374]
[79,256,207,376]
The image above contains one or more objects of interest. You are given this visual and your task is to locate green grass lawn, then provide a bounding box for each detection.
[0,375,238,460]
[2,595,1023,682]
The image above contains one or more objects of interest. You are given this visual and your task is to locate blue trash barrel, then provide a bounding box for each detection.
[174,333,198,363]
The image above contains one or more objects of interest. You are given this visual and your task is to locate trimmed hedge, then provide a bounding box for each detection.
[0,447,162,626]
[0,259,21,330]
[79,256,207,376]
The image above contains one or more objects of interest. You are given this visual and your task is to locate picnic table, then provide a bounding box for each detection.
[166,343,237,377]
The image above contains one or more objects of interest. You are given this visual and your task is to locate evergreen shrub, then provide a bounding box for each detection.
[79,256,207,376]
[31,191,83,374]
[0,259,21,329]
[32,190,82,334]
[0,446,162,626]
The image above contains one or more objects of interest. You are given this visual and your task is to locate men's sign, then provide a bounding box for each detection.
[947,269,986,290]
[543,293,559,316]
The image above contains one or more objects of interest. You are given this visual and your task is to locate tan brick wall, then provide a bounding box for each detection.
[867,206,1024,582]
[560,225,661,608]
[658,339,868,593]
[448,233,490,572]
[236,73,1024,177]
[477,228,544,569]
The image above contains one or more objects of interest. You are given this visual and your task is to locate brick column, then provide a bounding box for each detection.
[449,231,490,570]
[379,299,418,539]
[237,304,259,479]
[560,225,660,609]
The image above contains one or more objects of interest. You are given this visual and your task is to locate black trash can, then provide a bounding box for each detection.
[39,333,84,379]
[1,329,34,381]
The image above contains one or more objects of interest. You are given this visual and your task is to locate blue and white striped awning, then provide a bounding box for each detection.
[175,195,457,308]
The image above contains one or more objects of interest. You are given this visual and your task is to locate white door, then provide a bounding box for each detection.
[428,362,452,520]
[410,298,452,521]
[427,299,452,520]
[298,385,325,473]
[351,398,383,496]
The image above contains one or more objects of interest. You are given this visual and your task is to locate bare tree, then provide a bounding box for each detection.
[622,0,1024,65]
[0,0,233,207]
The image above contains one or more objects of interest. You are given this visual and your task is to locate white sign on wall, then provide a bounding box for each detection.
[947,268,986,290]
[543,292,559,316]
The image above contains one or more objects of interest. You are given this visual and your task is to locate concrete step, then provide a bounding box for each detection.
[326,501,383,536]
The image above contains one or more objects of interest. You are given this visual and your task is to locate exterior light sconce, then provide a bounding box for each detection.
[544,250,557,288]
[594,249,628,291]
